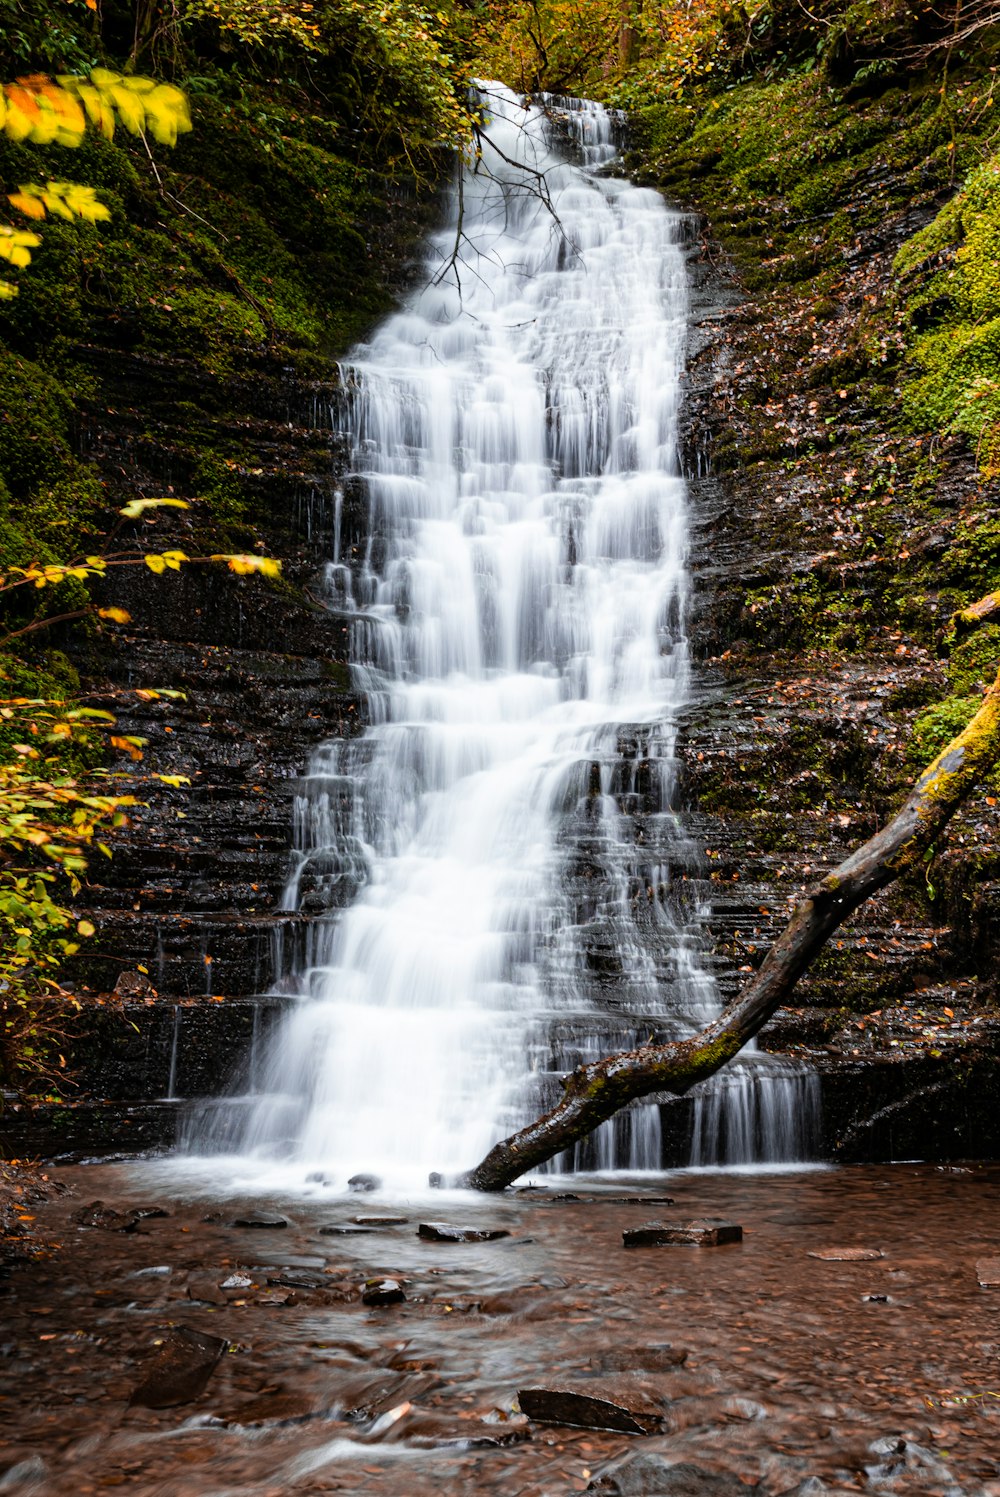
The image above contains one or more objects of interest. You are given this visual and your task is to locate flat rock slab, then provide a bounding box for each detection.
[977,1257,1000,1287]
[230,1218,288,1230]
[596,1343,689,1372]
[624,1219,742,1248]
[319,1224,377,1236]
[587,1456,747,1494]
[517,1385,666,1435]
[130,1325,228,1409]
[352,1215,407,1226]
[807,1247,883,1262]
[417,1222,511,1243]
[362,1277,406,1306]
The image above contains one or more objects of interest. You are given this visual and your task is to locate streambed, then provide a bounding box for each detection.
[1,1162,998,1495]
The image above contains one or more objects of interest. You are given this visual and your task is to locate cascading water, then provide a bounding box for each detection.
[186,85,816,1189]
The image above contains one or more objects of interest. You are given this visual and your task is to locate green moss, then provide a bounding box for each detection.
[910,696,981,767]
[948,625,1000,696]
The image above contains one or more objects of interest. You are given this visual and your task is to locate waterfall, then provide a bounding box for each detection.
[185,85,816,1189]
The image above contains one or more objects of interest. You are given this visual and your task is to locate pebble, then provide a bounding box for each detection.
[623,1219,742,1248]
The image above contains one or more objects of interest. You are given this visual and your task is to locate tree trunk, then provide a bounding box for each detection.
[456,652,1000,1192]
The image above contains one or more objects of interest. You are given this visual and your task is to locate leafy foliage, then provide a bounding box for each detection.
[0,68,191,298]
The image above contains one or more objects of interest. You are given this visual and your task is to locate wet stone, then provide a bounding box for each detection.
[71,1201,139,1232]
[319,1223,376,1236]
[417,1222,511,1243]
[266,1270,329,1289]
[230,1217,288,1230]
[517,1384,667,1434]
[808,1247,883,1262]
[623,1219,742,1248]
[587,1456,747,1495]
[185,1275,227,1306]
[131,1207,170,1220]
[596,1343,689,1372]
[129,1326,228,1409]
[362,1277,406,1306]
[348,1173,382,1193]
[220,1272,253,1291]
[352,1214,406,1226]
[976,1257,1000,1287]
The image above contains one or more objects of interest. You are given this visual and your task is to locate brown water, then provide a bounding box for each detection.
[1,1162,999,1495]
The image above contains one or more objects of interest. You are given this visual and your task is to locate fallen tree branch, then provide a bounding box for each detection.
[455,642,1000,1191]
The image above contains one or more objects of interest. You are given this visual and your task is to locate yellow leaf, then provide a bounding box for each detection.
[120,497,189,519]
[8,191,45,219]
[76,919,95,937]
[3,100,33,143]
[144,554,167,574]
[109,83,145,134]
[213,553,282,577]
[161,549,188,570]
[97,607,131,623]
[155,774,192,787]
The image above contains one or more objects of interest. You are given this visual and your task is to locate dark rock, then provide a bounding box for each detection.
[417,1222,511,1243]
[71,1201,139,1232]
[517,1385,666,1434]
[610,1196,676,1206]
[201,1212,225,1223]
[586,1456,746,1495]
[230,1217,288,1230]
[186,1275,228,1306]
[807,1247,882,1262]
[129,1326,228,1409]
[131,1207,170,1220]
[348,1173,382,1193]
[319,1223,377,1236]
[266,1271,329,1289]
[352,1214,406,1226]
[114,971,156,999]
[623,1219,742,1248]
[596,1343,688,1372]
[362,1277,406,1306]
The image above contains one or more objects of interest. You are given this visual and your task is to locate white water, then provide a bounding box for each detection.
[185,87,814,1191]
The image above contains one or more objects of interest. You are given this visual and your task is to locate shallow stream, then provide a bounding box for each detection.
[1,1162,998,1495]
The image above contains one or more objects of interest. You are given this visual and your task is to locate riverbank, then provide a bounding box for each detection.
[1,1161,998,1494]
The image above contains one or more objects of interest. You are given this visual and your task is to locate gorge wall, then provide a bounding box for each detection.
[3,34,999,1165]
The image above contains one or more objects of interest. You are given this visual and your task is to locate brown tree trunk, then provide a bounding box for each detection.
[456,651,1000,1192]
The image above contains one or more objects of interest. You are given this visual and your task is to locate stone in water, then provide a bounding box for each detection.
[518,1385,666,1435]
[807,1247,883,1262]
[623,1219,742,1248]
[231,1217,288,1230]
[977,1258,1000,1287]
[130,1326,227,1409]
[362,1277,406,1306]
[417,1222,511,1243]
[348,1173,382,1193]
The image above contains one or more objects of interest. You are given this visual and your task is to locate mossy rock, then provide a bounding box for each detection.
[948,624,1000,696]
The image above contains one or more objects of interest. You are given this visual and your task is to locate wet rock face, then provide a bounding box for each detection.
[518,1384,668,1435]
[586,1456,748,1495]
[129,1325,228,1409]
[623,1219,743,1248]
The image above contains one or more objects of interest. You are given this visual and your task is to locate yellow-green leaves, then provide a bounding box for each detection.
[144,550,188,574]
[119,497,190,520]
[0,72,191,299]
[8,181,110,223]
[0,71,192,148]
[0,225,41,298]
